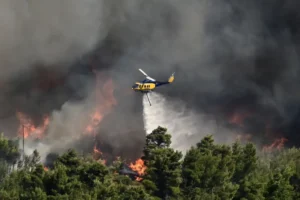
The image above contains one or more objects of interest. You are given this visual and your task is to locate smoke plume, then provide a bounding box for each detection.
[1,0,300,162]
[110,0,300,149]
[0,0,115,79]
[0,0,118,160]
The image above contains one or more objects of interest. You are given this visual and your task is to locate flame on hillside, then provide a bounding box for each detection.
[83,73,117,160]
[15,72,118,164]
[85,73,117,138]
[228,111,288,152]
[129,159,147,181]
[262,138,288,152]
[14,71,147,180]
[17,112,50,139]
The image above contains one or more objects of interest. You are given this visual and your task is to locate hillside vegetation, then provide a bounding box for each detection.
[0,127,299,200]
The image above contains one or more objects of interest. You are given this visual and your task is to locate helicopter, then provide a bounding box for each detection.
[132,69,175,106]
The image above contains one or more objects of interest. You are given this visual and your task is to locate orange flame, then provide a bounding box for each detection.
[93,144,102,155]
[85,112,103,135]
[44,166,49,171]
[129,159,147,181]
[93,144,107,165]
[101,160,106,165]
[263,137,288,152]
[84,74,117,137]
[16,112,49,139]
[85,73,117,164]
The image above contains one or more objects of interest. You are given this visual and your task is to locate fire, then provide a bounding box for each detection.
[15,70,120,169]
[85,112,103,135]
[263,137,288,152]
[129,159,147,181]
[16,112,49,139]
[84,72,117,163]
[227,111,289,153]
[44,166,49,171]
[100,160,106,165]
[84,74,117,137]
[93,144,102,155]
[93,144,107,165]
[228,111,252,126]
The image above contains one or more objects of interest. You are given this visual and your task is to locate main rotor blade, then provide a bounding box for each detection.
[146,76,156,81]
[139,69,148,76]
[139,69,156,81]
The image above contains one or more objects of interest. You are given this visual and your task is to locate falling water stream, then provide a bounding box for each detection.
[142,92,234,154]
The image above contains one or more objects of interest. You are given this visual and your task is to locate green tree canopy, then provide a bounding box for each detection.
[142,126,183,199]
[0,127,298,199]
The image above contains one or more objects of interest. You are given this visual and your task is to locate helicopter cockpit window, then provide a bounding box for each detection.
[132,84,138,88]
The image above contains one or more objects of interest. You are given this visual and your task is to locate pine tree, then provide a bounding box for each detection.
[142,126,183,199]
[265,166,295,200]
[182,135,238,199]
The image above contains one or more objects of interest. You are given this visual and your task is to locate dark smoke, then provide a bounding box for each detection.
[119,164,140,180]
[44,153,59,169]
[2,0,300,163]
[165,0,300,147]
[105,0,300,148]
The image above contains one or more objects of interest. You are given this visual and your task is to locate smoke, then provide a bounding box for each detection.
[109,0,300,148]
[143,92,237,154]
[0,0,115,80]
[2,0,300,162]
[0,0,116,125]
[0,0,118,159]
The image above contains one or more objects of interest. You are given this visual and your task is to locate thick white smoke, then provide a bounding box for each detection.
[20,93,98,162]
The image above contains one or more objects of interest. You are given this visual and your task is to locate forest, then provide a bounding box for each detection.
[0,126,299,200]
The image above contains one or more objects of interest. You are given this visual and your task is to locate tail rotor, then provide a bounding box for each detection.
[168,72,175,83]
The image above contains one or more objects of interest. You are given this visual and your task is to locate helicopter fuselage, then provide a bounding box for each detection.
[131,70,174,95]
[132,82,156,92]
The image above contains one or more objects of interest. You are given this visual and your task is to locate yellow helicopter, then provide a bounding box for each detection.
[132,69,175,106]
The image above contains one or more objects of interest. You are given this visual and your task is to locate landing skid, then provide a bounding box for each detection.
[145,93,152,106]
